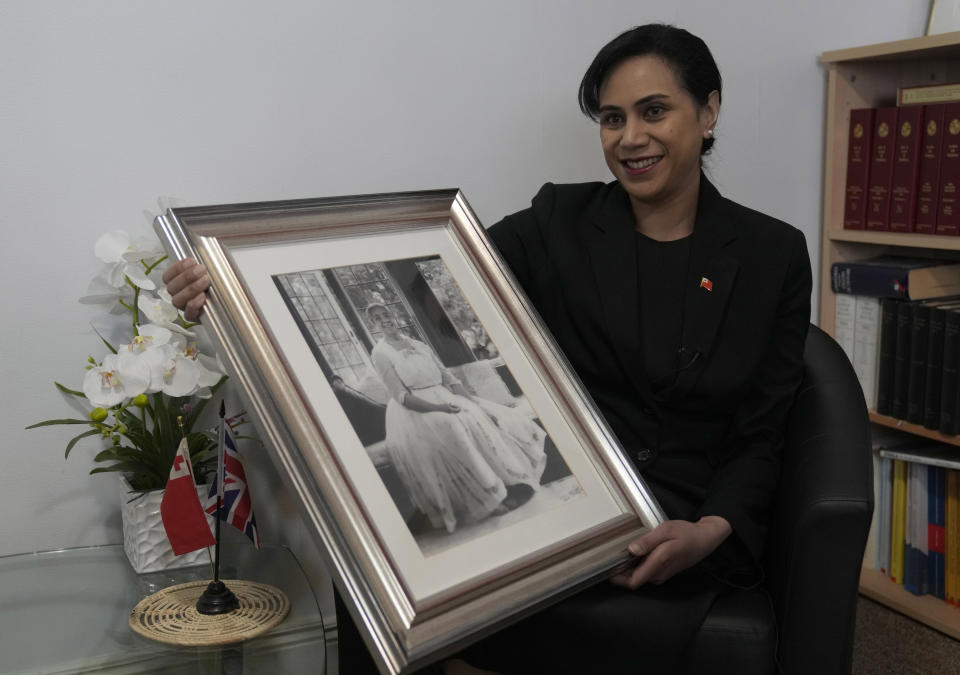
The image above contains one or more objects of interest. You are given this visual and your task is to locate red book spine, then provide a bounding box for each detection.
[938,103,960,236]
[867,107,898,231]
[916,105,945,234]
[844,108,874,230]
[889,106,924,232]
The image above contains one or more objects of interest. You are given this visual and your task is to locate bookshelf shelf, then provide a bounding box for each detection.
[827,229,960,251]
[859,569,960,640]
[820,34,960,642]
[869,412,960,447]
[821,31,960,65]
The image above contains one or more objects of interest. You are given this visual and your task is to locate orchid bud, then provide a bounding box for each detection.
[89,408,108,422]
[132,394,148,407]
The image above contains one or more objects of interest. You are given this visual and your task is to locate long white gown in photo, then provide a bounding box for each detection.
[371,337,547,533]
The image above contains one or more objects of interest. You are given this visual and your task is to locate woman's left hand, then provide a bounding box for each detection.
[610,516,732,589]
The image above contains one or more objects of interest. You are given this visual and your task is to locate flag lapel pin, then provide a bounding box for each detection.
[699,276,713,292]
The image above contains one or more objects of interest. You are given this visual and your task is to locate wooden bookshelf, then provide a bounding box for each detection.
[869,412,960,447]
[860,569,960,640]
[819,32,960,336]
[819,32,960,640]
[828,229,960,251]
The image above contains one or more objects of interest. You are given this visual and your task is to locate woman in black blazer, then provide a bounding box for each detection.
[454,24,811,674]
[489,176,811,586]
[164,23,811,675]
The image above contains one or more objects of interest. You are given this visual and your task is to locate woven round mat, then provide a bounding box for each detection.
[129,579,290,646]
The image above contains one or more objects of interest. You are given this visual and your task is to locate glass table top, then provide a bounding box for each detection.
[0,543,326,674]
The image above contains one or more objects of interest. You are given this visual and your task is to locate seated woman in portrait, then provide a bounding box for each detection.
[366,303,547,534]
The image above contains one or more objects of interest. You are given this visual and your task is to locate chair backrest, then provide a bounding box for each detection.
[763,324,873,674]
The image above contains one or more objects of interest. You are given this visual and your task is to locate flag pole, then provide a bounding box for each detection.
[213,400,225,583]
[196,400,239,615]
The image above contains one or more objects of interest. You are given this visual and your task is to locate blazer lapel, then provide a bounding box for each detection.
[582,186,654,402]
[659,177,739,402]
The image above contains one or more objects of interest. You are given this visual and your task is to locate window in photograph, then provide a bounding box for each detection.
[274,255,581,557]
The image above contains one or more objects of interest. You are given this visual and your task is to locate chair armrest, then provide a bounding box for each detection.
[764,325,873,675]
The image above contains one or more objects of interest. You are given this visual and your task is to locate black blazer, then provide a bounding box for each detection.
[488,176,812,572]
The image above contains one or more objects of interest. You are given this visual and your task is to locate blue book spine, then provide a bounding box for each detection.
[918,463,930,596]
[930,466,947,599]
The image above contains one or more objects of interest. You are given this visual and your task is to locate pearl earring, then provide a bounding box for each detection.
[707,128,715,137]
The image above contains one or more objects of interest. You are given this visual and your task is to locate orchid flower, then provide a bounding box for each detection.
[136,331,223,397]
[93,230,164,291]
[180,336,224,390]
[78,271,136,313]
[138,289,192,335]
[128,323,173,352]
[29,227,230,492]
[143,344,203,397]
[83,351,151,408]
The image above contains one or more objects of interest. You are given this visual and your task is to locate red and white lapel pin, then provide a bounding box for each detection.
[699,276,713,292]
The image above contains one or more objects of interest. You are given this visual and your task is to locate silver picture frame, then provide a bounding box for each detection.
[928,0,960,35]
[154,189,664,674]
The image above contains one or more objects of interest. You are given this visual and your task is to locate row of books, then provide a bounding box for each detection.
[836,293,960,434]
[866,432,960,606]
[844,101,960,234]
[832,256,960,433]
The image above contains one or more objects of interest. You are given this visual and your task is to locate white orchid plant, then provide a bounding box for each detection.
[28,231,226,492]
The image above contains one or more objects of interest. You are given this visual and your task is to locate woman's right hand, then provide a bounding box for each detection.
[434,402,461,414]
[162,258,211,321]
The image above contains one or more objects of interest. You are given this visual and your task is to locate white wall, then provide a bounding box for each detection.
[1,0,925,584]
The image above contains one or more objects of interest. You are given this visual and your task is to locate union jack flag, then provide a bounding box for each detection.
[205,425,261,549]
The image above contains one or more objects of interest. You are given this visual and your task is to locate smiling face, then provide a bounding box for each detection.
[368,305,400,337]
[597,55,718,212]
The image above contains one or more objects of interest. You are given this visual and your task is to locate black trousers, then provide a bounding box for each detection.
[335,569,722,675]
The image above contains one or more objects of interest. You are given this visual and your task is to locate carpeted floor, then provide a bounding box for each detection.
[852,595,960,674]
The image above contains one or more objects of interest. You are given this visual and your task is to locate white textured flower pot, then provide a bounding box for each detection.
[120,476,211,574]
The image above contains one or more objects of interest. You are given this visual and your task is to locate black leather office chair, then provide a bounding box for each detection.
[336,325,874,674]
[685,324,873,674]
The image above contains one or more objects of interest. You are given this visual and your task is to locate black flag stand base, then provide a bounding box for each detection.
[196,579,240,615]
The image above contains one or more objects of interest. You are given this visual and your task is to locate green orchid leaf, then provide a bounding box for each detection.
[90,459,156,476]
[113,444,167,468]
[90,465,139,476]
[123,490,152,504]
[26,418,95,429]
[54,382,86,397]
[113,446,158,462]
[183,378,227,429]
[91,326,118,355]
[64,429,101,459]
[151,393,173,450]
[93,448,121,462]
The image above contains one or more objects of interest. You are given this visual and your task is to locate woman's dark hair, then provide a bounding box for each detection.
[578,24,722,153]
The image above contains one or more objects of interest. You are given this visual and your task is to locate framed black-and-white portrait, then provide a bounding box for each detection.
[154,189,664,674]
